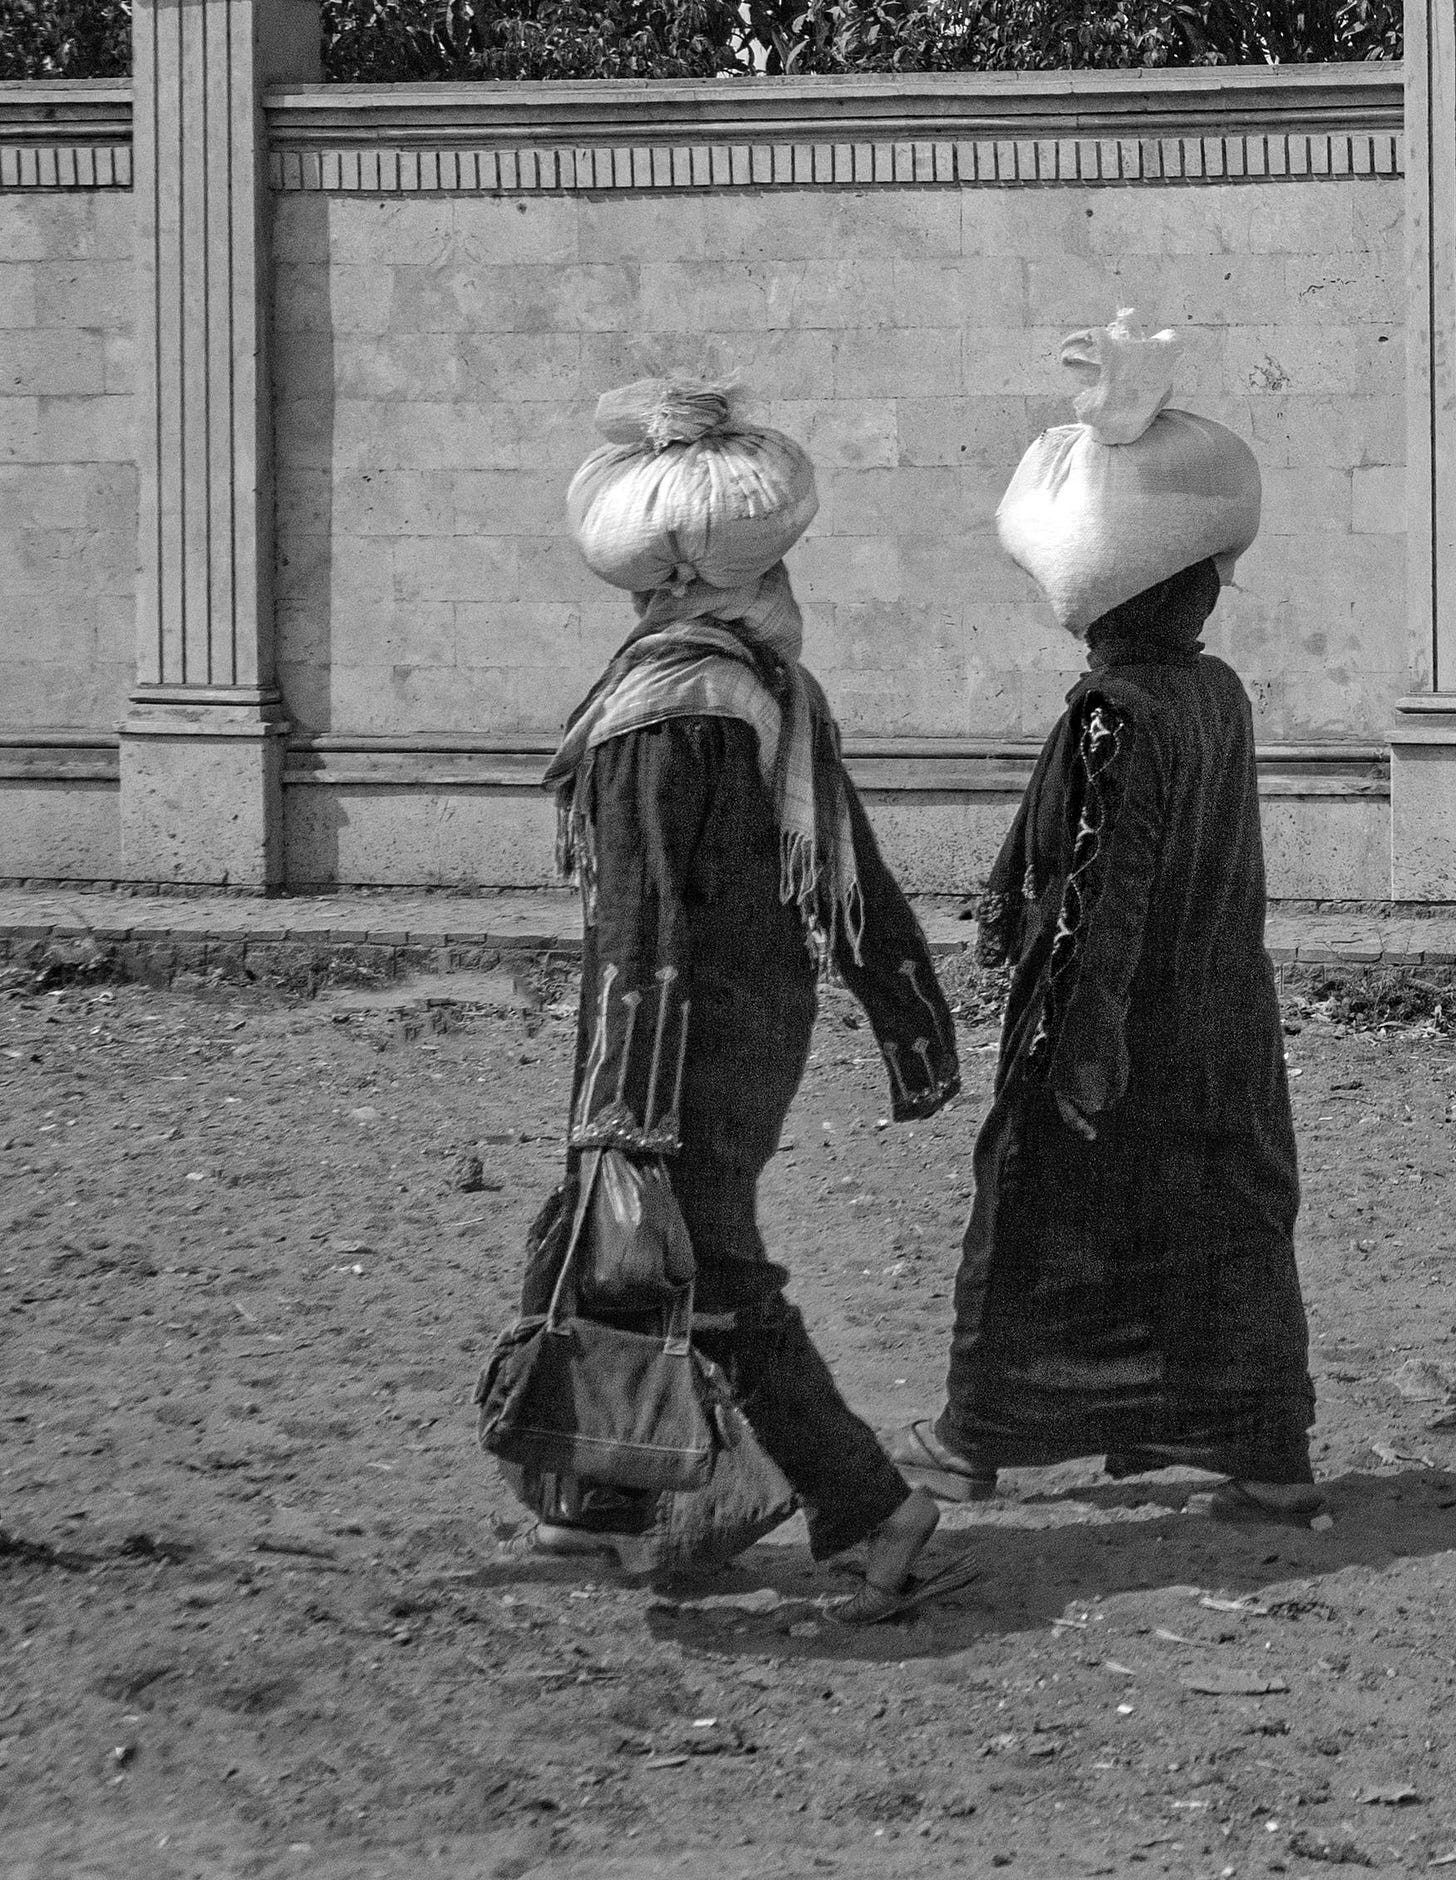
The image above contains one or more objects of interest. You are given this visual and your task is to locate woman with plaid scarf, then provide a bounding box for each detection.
[513,392,960,1617]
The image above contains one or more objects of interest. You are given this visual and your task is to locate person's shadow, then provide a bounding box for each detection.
[453,1464,1456,1664]
[691,1464,1456,1663]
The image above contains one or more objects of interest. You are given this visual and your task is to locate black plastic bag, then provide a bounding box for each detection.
[582,1149,695,1310]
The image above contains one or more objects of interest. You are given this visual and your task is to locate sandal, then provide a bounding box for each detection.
[883,1420,998,1502]
[1206,1480,1325,1525]
[504,1521,624,1560]
[835,1575,915,1625]
[834,1551,984,1627]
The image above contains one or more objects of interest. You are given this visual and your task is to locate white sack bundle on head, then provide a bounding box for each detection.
[995,311,1261,634]
[566,378,819,593]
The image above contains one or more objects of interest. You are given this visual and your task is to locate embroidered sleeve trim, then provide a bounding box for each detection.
[976,887,1014,969]
[570,963,690,1155]
[1026,701,1126,1078]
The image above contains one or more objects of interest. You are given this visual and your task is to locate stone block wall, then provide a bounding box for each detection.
[0,191,135,732]
[5,66,1435,900]
[272,169,1405,752]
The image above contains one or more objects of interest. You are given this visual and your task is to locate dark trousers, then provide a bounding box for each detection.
[695,1295,909,1560]
[674,1161,909,1560]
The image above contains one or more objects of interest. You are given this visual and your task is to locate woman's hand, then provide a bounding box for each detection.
[1055,1092,1097,1141]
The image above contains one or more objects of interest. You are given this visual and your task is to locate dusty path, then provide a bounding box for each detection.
[3,961,1456,1879]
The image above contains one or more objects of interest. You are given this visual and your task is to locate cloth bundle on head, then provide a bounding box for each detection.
[995,311,1262,634]
[549,383,861,962]
[567,378,819,593]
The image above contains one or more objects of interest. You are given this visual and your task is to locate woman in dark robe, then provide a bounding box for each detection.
[887,555,1319,1517]
[523,557,960,1612]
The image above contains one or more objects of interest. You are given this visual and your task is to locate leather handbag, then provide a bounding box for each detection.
[475,1159,724,1495]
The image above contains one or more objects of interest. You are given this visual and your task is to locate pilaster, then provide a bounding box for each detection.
[119,0,318,887]
[1392,0,1456,899]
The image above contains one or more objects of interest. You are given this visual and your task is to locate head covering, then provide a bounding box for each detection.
[566,378,819,595]
[996,311,1261,634]
[552,380,859,959]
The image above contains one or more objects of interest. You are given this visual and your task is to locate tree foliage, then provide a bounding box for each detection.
[746,0,1401,72]
[1168,0,1402,63]
[745,0,1174,73]
[321,0,747,81]
[0,0,1402,82]
[0,0,130,79]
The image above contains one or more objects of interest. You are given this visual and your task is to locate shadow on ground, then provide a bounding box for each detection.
[456,1464,1456,1665]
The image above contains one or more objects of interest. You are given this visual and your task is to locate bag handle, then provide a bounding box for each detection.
[546,1148,695,1355]
[545,1149,602,1332]
[662,1277,693,1358]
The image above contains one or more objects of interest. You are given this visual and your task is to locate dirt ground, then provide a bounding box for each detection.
[3,951,1456,1880]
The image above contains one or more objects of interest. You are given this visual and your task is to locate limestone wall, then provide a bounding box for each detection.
[0,111,135,882]
[0,189,135,733]
[0,68,1419,898]
[271,157,1405,757]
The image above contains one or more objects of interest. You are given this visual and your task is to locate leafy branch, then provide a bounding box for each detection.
[0,0,1403,84]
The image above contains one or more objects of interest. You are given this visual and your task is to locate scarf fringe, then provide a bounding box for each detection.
[841,875,866,966]
[780,827,865,970]
[556,757,601,926]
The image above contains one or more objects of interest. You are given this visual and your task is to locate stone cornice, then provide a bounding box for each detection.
[0,65,1405,155]
[0,79,133,185]
[265,66,1403,192]
[0,79,132,144]
[265,64,1401,149]
[0,70,1405,194]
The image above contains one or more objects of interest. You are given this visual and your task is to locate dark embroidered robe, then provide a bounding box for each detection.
[566,711,960,1319]
[942,562,1316,1480]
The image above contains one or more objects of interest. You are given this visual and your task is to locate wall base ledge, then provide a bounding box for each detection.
[1390,697,1456,745]
[1390,705,1456,900]
[119,706,286,889]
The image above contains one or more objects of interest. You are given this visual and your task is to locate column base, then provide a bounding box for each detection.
[1389,696,1456,902]
[119,691,289,889]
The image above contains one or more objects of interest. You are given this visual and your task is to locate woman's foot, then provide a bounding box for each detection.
[503,1521,625,1562]
[882,1420,998,1502]
[837,1488,940,1624]
[1211,1480,1325,1523]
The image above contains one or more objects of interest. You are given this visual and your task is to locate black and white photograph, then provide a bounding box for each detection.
[3,1,1456,1875]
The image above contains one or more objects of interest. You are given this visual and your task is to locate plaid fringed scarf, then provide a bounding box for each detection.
[542,561,864,964]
